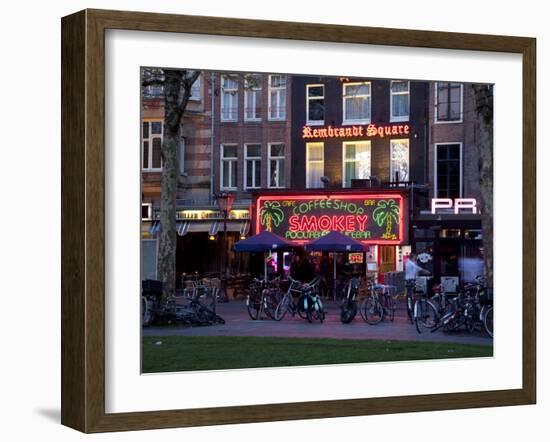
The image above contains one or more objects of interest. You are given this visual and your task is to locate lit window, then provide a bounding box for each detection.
[221,144,238,189]
[390,139,409,182]
[141,203,152,221]
[343,141,371,188]
[221,75,238,121]
[435,82,463,122]
[142,121,163,171]
[244,75,262,121]
[244,144,261,189]
[343,82,371,124]
[268,75,286,120]
[436,143,462,198]
[306,143,324,188]
[189,74,201,101]
[306,84,324,125]
[268,144,285,188]
[390,80,409,122]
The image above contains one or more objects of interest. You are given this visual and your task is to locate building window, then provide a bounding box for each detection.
[343,141,371,188]
[435,143,462,198]
[343,82,371,124]
[306,84,324,125]
[390,139,410,182]
[268,75,286,120]
[189,75,201,101]
[220,144,238,190]
[177,140,185,175]
[141,203,152,221]
[435,82,463,122]
[390,80,410,122]
[268,143,285,188]
[244,75,262,121]
[244,144,261,189]
[142,120,163,171]
[306,142,324,188]
[221,75,238,121]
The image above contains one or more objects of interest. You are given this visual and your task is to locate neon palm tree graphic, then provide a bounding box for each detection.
[260,201,284,232]
[372,199,400,239]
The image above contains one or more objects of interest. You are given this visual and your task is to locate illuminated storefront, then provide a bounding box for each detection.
[411,198,483,287]
[252,190,409,276]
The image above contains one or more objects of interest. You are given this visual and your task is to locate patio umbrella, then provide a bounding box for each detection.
[234,230,293,280]
[305,231,365,299]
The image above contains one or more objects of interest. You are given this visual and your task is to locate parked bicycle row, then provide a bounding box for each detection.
[409,275,493,337]
[142,271,493,338]
[245,275,401,325]
[141,279,225,327]
[244,273,493,337]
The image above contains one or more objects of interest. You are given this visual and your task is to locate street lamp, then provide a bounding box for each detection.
[216,192,234,277]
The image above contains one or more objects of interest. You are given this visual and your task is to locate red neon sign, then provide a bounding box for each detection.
[255,193,406,245]
[288,214,369,232]
[302,123,410,140]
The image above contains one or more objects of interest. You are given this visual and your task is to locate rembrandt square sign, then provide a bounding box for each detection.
[254,193,408,245]
[302,123,411,140]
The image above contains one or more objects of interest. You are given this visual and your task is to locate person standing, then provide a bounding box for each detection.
[405,253,430,323]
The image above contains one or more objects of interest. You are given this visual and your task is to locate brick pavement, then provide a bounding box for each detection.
[142,299,493,346]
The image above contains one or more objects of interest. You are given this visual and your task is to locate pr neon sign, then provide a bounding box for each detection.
[302,123,411,140]
[431,198,478,214]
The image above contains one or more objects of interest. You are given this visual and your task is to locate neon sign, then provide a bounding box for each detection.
[302,123,411,140]
[256,193,406,245]
[431,198,478,214]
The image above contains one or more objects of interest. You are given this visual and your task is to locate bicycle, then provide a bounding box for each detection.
[274,277,320,322]
[340,276,360,323]
[482,304,493,338]
[464,275,493,337]
[360,279,388,325]
[413,278,438,334]
[143,282,225,327]
[245,277,281,320]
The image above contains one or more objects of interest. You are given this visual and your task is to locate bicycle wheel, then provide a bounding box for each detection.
[274,294,291,321]
[297,294,309,320]
[406,294,414,324]
[263,289,280,320]
[246,293,261,320]
[197,287,216,313]
[414,299,437,334]
[340,300,357,324]
[361,296,384,325]
[141,296,153,326]
[317,305,326,323]
[387,296,396,322]
[483,305,493,338]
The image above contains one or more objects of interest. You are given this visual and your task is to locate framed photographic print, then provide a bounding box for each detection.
[61,9,536,433]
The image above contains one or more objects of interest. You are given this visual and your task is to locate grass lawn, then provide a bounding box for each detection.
[142,336,492,373]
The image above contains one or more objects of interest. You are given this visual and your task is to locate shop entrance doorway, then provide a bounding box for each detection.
[378,245,396,281]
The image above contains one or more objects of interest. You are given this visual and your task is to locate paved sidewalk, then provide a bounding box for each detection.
[142,299,493,346]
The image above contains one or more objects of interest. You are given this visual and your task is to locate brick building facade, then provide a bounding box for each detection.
[410,82,484,288]
[141,70,488,288]
[212,73,292,201]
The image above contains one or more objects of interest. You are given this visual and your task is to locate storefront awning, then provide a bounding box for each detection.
[148,220,249,237]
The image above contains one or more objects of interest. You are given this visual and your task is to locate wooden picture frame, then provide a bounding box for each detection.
[61,8,536,433]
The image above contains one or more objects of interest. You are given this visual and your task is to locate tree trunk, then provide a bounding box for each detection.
[156,70,200,300]
[473,84,494,289]
[158,133,179,300]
